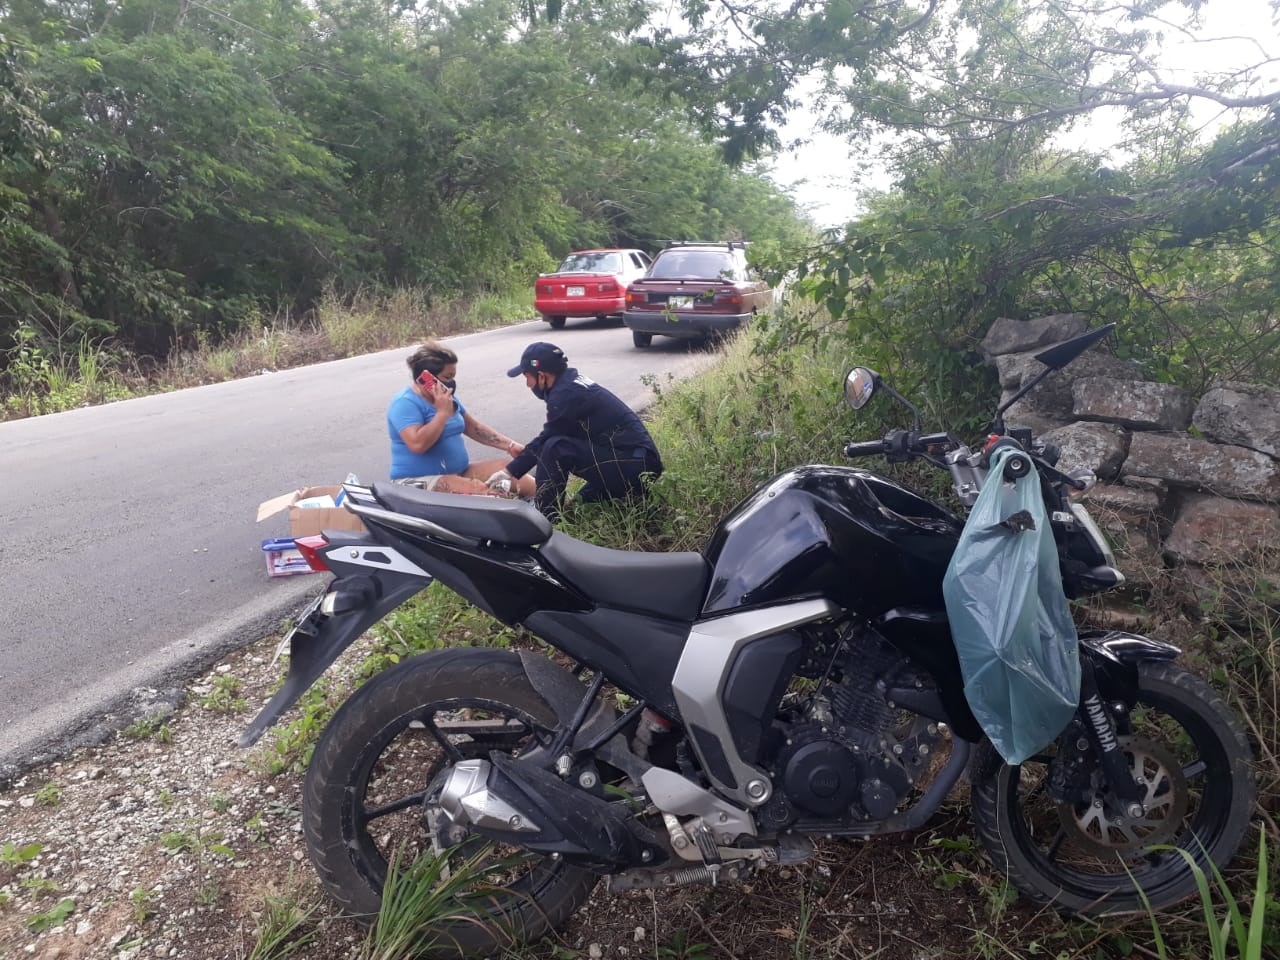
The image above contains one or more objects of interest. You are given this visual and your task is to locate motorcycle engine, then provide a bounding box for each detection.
[761,629,942,829]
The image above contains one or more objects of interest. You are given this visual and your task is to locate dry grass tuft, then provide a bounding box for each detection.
[1,285,533,422]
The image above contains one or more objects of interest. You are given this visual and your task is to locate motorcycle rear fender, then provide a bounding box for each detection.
[238,535,434,748]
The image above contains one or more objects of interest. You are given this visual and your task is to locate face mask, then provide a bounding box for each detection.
[439,378,457,393]
[531,374,550,401]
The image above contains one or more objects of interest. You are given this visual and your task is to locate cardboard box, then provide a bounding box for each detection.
[256,485,367,539]
[262,537,317,577]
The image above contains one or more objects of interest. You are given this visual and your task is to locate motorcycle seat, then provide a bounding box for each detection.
[539,532,709,622]
[372,482,553,546]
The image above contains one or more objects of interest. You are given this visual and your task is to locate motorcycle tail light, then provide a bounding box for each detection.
[294,534,331,572]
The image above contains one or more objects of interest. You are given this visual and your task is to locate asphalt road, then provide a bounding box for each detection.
[0,319,719,775]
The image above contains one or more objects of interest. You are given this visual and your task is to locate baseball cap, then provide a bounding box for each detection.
[507,342,568,377]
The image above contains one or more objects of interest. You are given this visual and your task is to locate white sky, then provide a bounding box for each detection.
[767,0,1280,228]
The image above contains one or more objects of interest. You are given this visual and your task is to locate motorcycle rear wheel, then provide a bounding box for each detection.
[302,648,597,957]
[970,661,1254,914]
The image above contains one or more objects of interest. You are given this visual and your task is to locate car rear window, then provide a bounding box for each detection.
[560,252,622,273]
[649,251,737,280]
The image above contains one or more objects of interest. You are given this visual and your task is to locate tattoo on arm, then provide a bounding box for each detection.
[470,424,507,448]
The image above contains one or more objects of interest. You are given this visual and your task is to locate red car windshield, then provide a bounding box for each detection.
[558,252,623,273]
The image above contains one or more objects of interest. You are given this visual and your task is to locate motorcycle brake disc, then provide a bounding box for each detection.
[1053,736,1190,857]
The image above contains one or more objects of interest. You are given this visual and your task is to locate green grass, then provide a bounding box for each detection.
[0,841,42,870]
[25,897,74,932]
[199,674,248,713]
[33,781,61,807]
[1132,833,1276,960]
[129,885,159,925]
[358,843,523,960]
[246,886,319,960]
[121,711,173,742]
[248,679,342,777]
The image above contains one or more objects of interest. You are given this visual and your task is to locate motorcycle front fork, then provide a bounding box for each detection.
[1075,657,1146,818]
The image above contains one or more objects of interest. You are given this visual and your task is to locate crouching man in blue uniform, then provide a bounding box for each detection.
[488,342,663,521]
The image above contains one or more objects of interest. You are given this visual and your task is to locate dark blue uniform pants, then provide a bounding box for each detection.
[533,436,661,520]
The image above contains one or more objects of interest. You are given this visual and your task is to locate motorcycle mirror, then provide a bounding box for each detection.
[844,367,879,410]
[1033,322,1117,371]
[844,365,923,431]
[994,323,1117,432]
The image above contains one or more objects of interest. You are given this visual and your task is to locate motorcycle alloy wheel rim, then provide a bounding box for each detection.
[339,696,568,909]
[998,682,1238,899]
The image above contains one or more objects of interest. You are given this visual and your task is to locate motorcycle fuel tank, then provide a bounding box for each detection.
[701,465,965,617]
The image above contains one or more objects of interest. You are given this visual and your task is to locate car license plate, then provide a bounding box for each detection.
[567,286,585,296]
[668,296,692,308]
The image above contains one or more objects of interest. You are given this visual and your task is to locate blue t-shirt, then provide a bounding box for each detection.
[387,386,469,479]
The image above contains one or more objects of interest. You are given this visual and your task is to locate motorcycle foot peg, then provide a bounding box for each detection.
[688,821,723,865]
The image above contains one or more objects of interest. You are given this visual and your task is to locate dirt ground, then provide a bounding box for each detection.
[0,623,1209,960]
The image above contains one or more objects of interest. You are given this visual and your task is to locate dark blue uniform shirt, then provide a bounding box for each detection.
[507,367,660,479]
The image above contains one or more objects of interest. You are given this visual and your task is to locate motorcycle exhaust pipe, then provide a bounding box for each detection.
[438,759,543,834]
[436,755,667,870]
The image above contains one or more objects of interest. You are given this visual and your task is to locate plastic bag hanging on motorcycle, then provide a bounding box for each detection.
[942,445,1080,765]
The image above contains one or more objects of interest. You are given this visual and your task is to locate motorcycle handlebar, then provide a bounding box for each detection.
[843,440,888,458]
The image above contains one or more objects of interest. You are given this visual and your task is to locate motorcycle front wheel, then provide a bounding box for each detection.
[302,648,597,957]
[970,660,1255,914]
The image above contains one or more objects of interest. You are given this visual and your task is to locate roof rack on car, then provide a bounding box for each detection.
[664,240,749,249]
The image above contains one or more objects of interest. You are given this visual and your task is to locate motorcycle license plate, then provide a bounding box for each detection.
[271,593,326,667]
[668,296,692,308]
[567,285,585,296]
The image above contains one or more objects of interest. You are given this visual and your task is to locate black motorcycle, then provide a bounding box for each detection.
[242,323,1254,956]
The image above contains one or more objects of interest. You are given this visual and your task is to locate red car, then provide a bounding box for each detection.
[535,249,653,329]
[623,241,773,347]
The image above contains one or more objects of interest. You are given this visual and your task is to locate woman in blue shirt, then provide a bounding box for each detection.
[387,342,536,497]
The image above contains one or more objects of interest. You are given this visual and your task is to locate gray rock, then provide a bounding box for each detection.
[1041,422,1129,480]
[1164,494,1280,565]
[1081,483,1164,515]
[981,314,1088,359]
[1123,433,1280,501]
[1194,381,1280,458]
[996,348,1146,433]
[1121,475,1170,496]
[1073,377,1193,431]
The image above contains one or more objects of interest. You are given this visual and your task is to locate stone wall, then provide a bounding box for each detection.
[982,315,1280,611]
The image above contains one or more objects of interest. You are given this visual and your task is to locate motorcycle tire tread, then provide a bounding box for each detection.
[968,660,1256,915]
[301,648,599,957]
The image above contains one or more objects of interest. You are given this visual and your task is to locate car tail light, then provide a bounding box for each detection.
[714,291,743,307]
[626,290,645,304]
[597,280,619,294]
[294,534,331,572]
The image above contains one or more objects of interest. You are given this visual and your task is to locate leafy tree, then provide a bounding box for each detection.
[0,0,816,372]
[647,0,1280,411]
[0,29,70,348]
[3,0,351,353]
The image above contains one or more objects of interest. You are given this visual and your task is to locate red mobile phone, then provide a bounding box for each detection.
[417,369,438,390]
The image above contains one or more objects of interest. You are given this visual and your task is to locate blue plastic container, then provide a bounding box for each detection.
[261,537,315,577]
